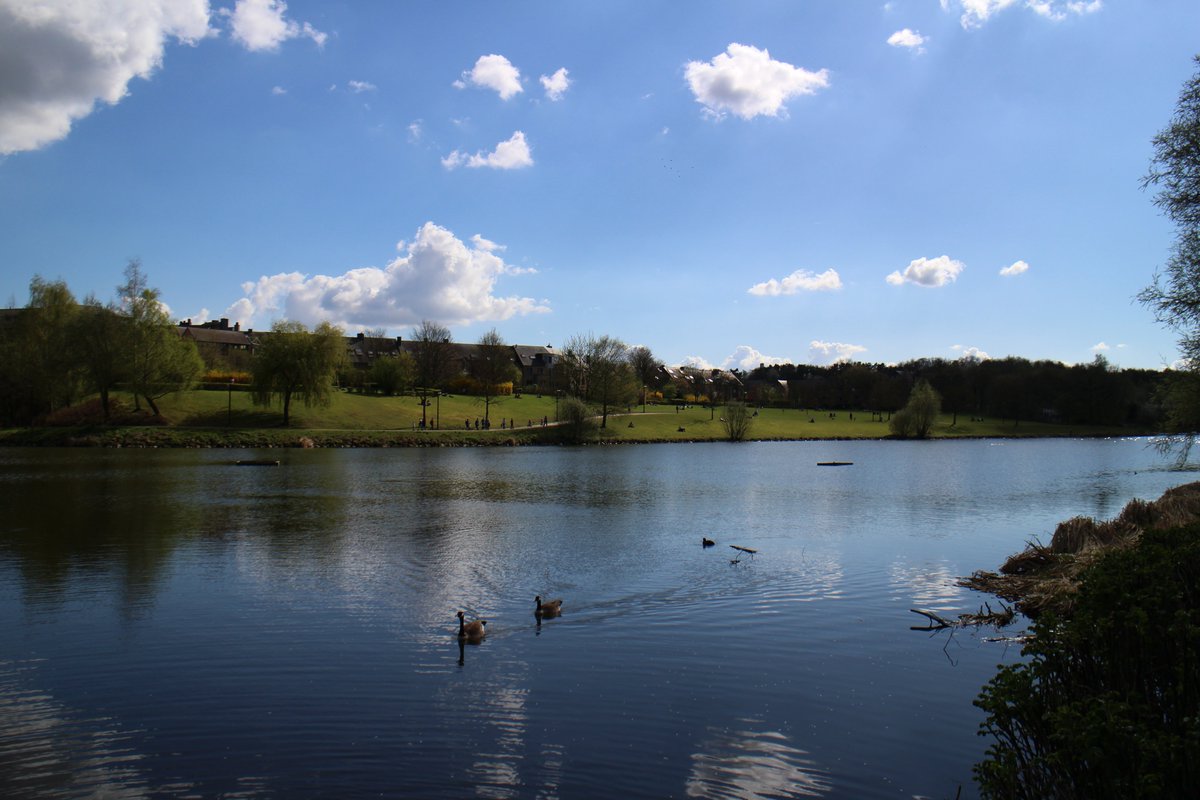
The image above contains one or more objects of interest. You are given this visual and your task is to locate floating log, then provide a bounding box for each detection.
[729,545,757,554]
[817,461,853,466]
[236,459,280,466]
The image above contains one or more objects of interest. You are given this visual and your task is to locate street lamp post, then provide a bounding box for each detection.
[555,389,561,422]
[435,391,441,430]
[227,378,233,427]
[642,385,646,414]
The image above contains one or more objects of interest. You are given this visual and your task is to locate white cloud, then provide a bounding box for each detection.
[941,0,1101,27]
[721,345,791,371]
[748,268,842,296]
[348,80,376,93]
[442,131,533,170]
[886,255,964,287]
[951,345,991,360]
[540,68,571,101]
[1091,341,1110,352]
[407,120,422,142]
[1030,0,1102,19]
[887,29,927,52]
[456,54,523,100]
[227,0,325,52]
[226,222,550,330]
[0,0,212,155]
[999,259,1029,277]
[685,43,830,120]
[271,85,287,96]
[809,340,867,365]
[681,355,715,370]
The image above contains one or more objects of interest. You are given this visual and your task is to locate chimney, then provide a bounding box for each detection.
[220,317,229,330]
[234,322,240,331]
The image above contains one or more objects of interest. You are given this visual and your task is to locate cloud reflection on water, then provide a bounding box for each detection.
[687,719,831,798]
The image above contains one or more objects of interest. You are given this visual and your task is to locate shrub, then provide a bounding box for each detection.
[973,523,1200,799]
[558,395,597,443]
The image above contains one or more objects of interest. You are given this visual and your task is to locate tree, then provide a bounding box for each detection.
[890,379,941,439]
[369,351,413,396]
[721,401,754,442]
[1139,55,1200,457]
[71,298,128,422]
[118,261,203,416]
[252,320,345,425]
[472,328,520,423]
[628,345,661,409]
[21,276,81,419]
[562,333,636,428]
[411,320,454,428]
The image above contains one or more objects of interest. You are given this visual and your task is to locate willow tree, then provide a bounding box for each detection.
[118,261,203,416]
[890,379,942,439]
[1140,55,1200,457]
[20,276,81,418]
[72,298,128,422]
[252,320,345,426]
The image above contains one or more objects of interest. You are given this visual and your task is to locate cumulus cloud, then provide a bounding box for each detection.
[886,255,965,287]
[685,43,830,120]
[540,68,571,101]
[721,345,791,371]
[442,131,533,170]
[681,355,715,370]
[455,54,523,100]
[227,0,325,51]
[952,345,991,360]
[941,0,1101,28]
[226,222,549,330]
[999,259,1029,277]
[271,85,287,96]
[748,268,842,296]
[1091,341,1110,352]
[809,340,867,365]
[887,29,928,52]
[348,80,376,93]
[0,0,212,155]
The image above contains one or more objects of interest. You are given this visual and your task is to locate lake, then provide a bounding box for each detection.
[0,438,1191,799]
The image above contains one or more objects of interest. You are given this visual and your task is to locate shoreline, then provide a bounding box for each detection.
[0,425,1164,449]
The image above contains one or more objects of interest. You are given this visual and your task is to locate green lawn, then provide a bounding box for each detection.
[0,388,1156,447]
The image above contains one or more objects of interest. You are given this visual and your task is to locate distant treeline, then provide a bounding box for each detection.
[743,356,1166,429]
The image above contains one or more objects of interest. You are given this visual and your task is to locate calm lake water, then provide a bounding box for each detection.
[0,438,1192,799]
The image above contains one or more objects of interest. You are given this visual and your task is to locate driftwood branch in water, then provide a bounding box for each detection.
[910,608,953,630]
[910,602,1015,631]
[729,544,758,564]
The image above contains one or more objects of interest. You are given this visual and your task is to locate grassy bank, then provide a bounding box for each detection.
[0,388,1157,447]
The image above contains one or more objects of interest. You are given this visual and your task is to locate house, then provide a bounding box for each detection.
[178,318,257,369]
[512,345,559,389]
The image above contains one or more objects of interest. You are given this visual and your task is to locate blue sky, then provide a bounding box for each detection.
[1,1,1197,371]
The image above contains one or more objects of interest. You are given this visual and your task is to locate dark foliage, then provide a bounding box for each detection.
[973,523,1200,799]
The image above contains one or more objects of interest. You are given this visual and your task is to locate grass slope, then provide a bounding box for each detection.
[0,389,1154,447]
